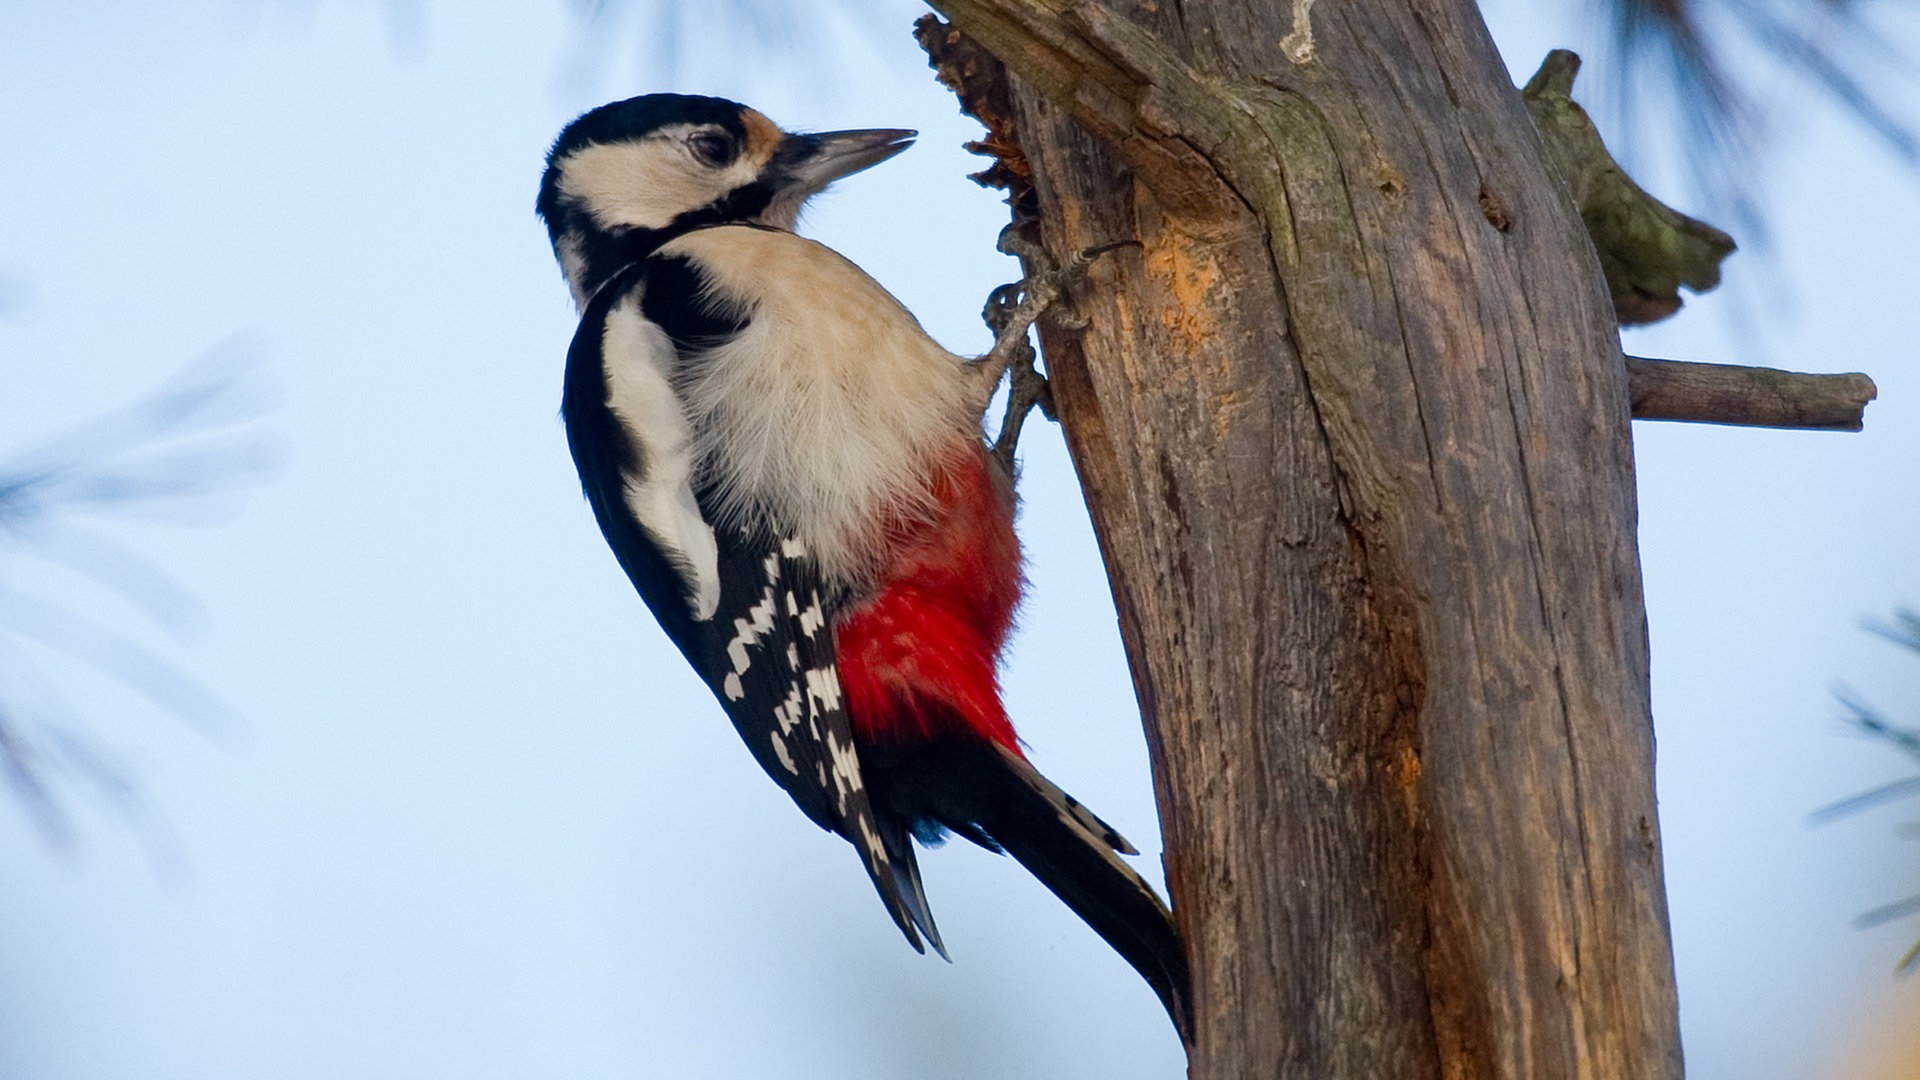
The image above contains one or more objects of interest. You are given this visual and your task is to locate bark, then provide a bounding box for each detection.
[923,2,1684,1077]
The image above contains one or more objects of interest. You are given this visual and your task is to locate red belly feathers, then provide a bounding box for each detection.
[834,443,1024,755]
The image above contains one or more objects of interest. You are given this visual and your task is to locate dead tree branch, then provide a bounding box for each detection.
[1626,356,1878,430]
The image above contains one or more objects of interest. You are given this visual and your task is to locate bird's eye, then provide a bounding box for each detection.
[688,132,738,168]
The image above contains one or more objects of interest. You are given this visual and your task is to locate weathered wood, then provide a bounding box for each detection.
[923,2,1684,1076]
[1626,356,1877,430]
[1522,50,1737,326]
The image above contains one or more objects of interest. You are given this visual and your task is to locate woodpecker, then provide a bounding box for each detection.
[537,93,1189,1037]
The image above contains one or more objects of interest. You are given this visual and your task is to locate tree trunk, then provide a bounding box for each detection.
[925,1,1685,1076]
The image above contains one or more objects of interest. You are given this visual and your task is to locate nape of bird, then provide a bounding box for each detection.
[536,92,1189,1039]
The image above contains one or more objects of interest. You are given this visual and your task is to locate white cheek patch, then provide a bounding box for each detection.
[600,297,722,620]
[557,130,768,233]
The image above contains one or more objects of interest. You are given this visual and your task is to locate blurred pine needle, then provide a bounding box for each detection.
[1605,0,1916,241]
[0,344,274,845]
[1814,608,1920,973]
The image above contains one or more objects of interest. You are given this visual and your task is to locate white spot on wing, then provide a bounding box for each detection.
[750,592,776,630]
[798,594,826,639]
[723,672,743,701]
[725,583,781,674]
[770,731,798,775]
[855,816,886,861]
[773,688,803,733]
[822,728,863,798]
[805,665,843,715]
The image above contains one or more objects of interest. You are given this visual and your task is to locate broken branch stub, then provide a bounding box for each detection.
[915,14,1035,206]
[1523,49,1737,325]
[1625,357,1878,431]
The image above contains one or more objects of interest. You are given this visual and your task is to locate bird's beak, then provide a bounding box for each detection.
[777,128,917,193]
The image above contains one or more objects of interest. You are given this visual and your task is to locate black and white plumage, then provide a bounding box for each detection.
[538,93,1190,1036]
[555,197,930,950]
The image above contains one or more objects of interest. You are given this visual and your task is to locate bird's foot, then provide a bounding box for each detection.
[977,226,1132,470]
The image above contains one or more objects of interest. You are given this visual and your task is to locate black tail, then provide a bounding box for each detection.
[875,739,1193,1041]
[870,808,948,960]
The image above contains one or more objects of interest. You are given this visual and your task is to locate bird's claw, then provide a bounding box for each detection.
[975,231,1128,384]
[991,229,1128,332]
[978,229,1131,469]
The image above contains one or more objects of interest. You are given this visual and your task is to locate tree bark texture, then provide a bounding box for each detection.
[925,2,1684,1077]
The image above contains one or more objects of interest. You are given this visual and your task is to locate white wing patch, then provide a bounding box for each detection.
[600,295,722,620]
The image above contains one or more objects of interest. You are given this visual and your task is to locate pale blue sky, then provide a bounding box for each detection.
[1,2,1917,1078]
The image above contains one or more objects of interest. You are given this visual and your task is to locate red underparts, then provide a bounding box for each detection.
[835,443,1025,755]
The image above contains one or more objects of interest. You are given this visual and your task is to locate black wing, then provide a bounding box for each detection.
[561,254,942,954]
[704,528,945,955]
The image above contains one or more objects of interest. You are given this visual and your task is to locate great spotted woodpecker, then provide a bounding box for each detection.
[537,93,1189,1036]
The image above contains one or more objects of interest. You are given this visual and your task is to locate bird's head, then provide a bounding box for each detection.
[537,93,915,305]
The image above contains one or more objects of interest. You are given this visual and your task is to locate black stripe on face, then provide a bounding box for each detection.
[670,130,832,229]
[690,179,779,227]
[551,186,782,302]
[578,179,776,260]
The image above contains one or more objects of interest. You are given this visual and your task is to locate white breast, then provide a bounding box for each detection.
[660,227,978,585]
